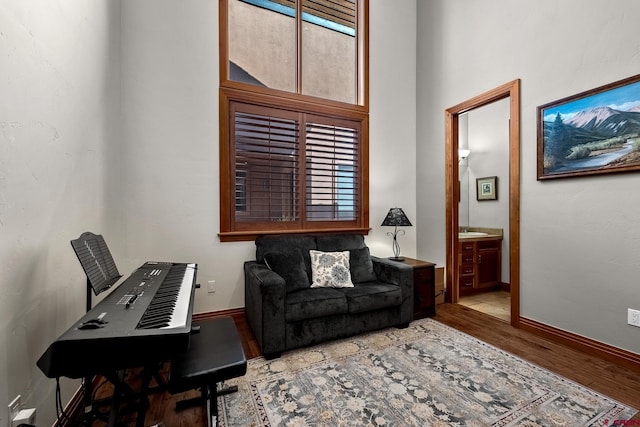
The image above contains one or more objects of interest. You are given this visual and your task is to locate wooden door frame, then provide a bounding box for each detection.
[445,80,521,327]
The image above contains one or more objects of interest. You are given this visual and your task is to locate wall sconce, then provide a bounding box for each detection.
[381,207,412,261]
[458,148,471,161]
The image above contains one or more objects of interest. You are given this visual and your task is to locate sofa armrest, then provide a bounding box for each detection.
[371,256,414,324]
[244,261,287,355]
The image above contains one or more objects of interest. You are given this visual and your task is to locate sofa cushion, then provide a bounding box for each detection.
[309,250,354,288]
[285,288,348,322]
[264,249,310,293]
[340,283,402,314]
[349,247,377,283]
[255,235,317,281]
[316,234,366,252]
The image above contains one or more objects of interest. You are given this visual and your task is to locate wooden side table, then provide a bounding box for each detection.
[401,258,436,319]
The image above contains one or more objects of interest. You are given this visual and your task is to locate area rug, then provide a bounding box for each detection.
[218,319,637,426]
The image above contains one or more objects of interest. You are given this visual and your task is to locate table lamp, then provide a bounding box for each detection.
[381,207,412,261]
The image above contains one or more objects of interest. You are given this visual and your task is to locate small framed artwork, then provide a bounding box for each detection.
[476,176,498,201]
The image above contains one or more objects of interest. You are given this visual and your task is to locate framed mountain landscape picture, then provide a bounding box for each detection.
[537,73,640,180]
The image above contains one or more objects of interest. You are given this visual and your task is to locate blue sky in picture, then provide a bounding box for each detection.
[543,80,640,122]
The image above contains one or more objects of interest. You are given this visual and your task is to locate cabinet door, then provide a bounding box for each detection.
[414,265,435,318]
[477,247,500,287]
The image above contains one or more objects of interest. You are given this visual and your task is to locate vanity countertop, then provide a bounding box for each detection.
[458,227,503,241]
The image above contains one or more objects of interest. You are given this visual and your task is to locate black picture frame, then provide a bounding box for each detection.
[476,176,497,201]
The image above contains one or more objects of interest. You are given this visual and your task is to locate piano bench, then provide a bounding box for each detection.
[168,317,247,427]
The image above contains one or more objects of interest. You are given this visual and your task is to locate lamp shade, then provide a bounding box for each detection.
[381,208,412,227]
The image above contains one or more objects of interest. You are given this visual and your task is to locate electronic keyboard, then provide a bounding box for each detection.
[37,262,197,379]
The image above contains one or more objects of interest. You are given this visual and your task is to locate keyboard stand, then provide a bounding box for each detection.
[80,365,166,427]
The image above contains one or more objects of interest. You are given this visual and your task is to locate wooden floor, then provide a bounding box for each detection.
[84,304,640,426]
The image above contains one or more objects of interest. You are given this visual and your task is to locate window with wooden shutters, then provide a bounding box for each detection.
[233,105,300,226]
[305,119,359,222]
[219,0,369,241]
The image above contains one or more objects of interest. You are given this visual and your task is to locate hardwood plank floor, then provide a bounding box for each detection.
[86,304,639,426]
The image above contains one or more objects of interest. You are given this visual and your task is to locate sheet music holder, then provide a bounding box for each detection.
[70,231,122,311]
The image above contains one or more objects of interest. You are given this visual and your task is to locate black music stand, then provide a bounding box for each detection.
[70,232,122,426]
[71,232,122,312]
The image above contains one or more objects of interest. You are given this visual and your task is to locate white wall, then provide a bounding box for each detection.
[368,1,418,259]
[416,0,640,354]
[0,1,121,424]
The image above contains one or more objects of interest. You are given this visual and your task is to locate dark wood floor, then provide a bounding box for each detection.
[87,303,640,426]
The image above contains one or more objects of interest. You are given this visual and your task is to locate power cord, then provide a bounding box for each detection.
[54,378,73,425]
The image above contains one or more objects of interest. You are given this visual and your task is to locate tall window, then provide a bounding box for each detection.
[219,0,369,241]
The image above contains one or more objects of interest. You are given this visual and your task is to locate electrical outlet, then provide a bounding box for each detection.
[12,408,36,427]
[207,280,216,293]
[7,395,21,427]
[628,308,640,327]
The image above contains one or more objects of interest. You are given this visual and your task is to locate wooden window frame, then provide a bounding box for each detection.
[219,0,369,242]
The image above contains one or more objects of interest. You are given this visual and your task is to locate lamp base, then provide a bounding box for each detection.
[388,256,405,261]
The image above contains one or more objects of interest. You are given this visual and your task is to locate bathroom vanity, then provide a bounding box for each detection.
[458,229,502,294]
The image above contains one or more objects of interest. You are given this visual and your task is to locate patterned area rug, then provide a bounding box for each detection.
[219,319,637,426]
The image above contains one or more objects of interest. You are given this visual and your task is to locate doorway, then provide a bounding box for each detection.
[444,80,521,327]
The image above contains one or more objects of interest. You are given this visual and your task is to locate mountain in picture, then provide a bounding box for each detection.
[564,106,640,136]
[542,104,640,175]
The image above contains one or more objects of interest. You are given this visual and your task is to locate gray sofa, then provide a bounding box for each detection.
[244,234,415,359]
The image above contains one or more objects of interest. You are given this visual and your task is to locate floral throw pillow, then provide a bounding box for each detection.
[309,250,354,288]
